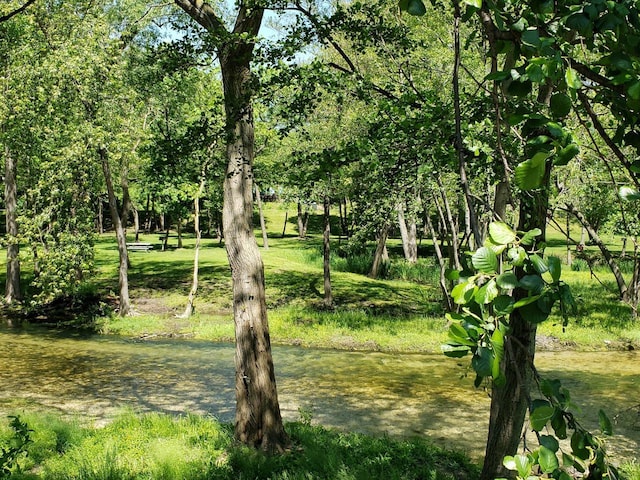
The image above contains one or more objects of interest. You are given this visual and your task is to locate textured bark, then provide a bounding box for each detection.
[4,145,21,306]
[480,163,551,480]
[369,222,389,279]
[397,203,418,263]
[100,147,131,317]
[323,195,332,307]
[219,10,287,452]
[493,180,510,222]
[255,183,269,249]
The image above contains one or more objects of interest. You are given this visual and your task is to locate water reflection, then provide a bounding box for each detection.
[0,328,637,462]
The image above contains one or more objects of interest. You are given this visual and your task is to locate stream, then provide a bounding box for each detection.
[0,328,638,462]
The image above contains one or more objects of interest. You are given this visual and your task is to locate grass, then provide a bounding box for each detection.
[6,201,633,352]
[0,411,479,480]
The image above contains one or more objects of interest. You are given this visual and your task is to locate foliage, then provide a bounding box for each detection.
[0,416,32,478]
[500,379,618,480]
[443,222,575,386]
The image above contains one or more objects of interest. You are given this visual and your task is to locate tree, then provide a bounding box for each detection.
[173,0,288,451]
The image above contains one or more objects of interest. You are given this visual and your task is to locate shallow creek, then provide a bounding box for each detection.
[0,328,637,462]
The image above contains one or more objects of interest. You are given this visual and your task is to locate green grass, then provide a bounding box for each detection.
[0,411,479,480]
[9,202,634,352]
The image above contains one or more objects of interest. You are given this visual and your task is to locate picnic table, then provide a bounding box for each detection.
[126,242,153,252]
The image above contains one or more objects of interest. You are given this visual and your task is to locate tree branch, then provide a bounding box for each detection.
[173,0,228,37]
[0,0,36,23]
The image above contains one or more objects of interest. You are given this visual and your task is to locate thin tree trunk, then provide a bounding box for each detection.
[179,176,206,319]
[4,145,21,308]
[369,222,389,279]
[566,203,628,300]
[281,210,288,238]
[426,214,453,312]
[177,217,183,248]
[323,194,332,307]
[255,183,269,249]
[397,203,418,264]
[493,180,510,222]
[436,176,462,270]
[100,147,131,317]
[97,198,104,234]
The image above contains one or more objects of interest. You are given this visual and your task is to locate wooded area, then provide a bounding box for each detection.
[1,0,639,478]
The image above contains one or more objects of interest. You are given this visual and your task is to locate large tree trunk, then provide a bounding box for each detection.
[255,183,269,249]
[480,163,551,480]
[323,194,332,307]
[218,19,288,452]
[100,147,131,317]
[4,145,21,309]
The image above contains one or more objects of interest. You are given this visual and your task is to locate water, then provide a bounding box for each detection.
[0,328,638,462]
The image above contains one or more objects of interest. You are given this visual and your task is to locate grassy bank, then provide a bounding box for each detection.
[1,411,479,480]
[88,202,640,353]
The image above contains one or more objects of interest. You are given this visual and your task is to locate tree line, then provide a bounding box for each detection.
[2,0,639,478]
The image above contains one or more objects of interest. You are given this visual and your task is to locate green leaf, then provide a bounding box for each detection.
[520,228,542,246]
[406,0,426,16]
[472,346,493,377]
[521,29,541,48]
[463,0,482,7]
[519,300,551,323]
[448,323,476,346]
[554,143,579,166]
[566,13,592,36]
[598,409,613,435]
[514,454,534,479]
[489,222,517,245]
[547,256,561,283]
[475,279,499,304]
[496,272,518,289]
[628,81,640,101]
[445,268,460,281]
[530,404,555,431]
[490,327,504,380]
[503,456,517,471]
[539,435,560,452]
[565,67,582,90]
[441,344,470,358]
[550,92,572,118]
[530,254,548,274]
[513,294,541,308]
[508,247,527,267]
[620,186,640,201]
[472,247,498,273]
[538,446,560,473]
[520,275,544,294]
[451,281,476,305]
[515,151,548,190]
[493,295,515,316]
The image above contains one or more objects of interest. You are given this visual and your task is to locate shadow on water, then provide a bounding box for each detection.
[0,328,637,462]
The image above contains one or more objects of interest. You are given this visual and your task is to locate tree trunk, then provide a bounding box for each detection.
[566,203,628,300]
[100,147,131,317]
[480,163,551,480]
[179,176,206,319]
[4,145,21,308]
[323,194,332,307]
[255,183,269,249]
[493,180,510,222]
[134,208,140,241]
[369,222,389,279]
[397,203,418,263]
[97,197,104,234]
[219,24,288,452]
[426,214,453,312]
[436,176,462,270]
[296,201,307,239]
[281,210,288,238]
